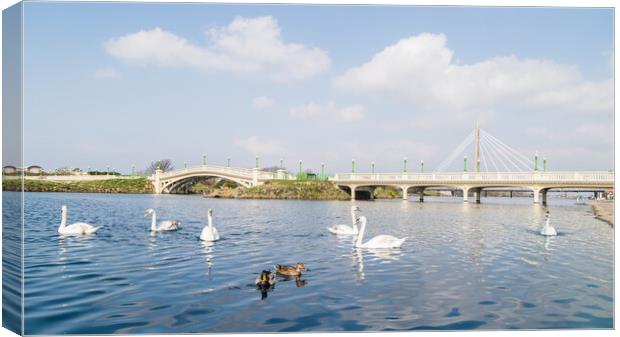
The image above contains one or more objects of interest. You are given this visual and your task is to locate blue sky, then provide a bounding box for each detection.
[21,3,613,173]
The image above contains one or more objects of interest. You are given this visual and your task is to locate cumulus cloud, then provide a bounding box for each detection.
[234,136,287,156]
[105,16,330,81]
[289,102,365,122]
[333,33,612,118]
[93,67,121,79]
[251,96,275,110]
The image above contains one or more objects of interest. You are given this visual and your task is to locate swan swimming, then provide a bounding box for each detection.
[58,205,99,235]
[354,216,407,249]
[200,208,220,242]
[145,208,180,232]
[540,211,557,236]
[327,205,360,235]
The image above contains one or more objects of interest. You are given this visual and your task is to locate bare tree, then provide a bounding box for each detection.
[146,159,174,174]
[262,166,282,173]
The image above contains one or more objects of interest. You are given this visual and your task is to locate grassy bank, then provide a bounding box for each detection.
[2,178,153,194]
[591,200,614,227]
[199,180,351,200]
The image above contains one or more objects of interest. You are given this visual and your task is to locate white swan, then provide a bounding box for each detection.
[200,208,220,242]
[145,208,180,232]
[354,216,407,249]
[540,211,557,236]
[58,205,99,235]
[327,205,360,235]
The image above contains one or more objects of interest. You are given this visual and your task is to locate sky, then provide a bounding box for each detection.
[19,2,613,174]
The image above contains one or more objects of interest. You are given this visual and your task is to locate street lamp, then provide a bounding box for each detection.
[403,157,408,173]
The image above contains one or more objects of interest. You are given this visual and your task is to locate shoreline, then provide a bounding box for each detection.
[590,200,614,227]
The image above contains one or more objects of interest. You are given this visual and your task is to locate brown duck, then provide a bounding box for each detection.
[275,263,306,276]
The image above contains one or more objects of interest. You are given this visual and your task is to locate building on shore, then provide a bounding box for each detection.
[3,165,45,175]
[3,166,17,174]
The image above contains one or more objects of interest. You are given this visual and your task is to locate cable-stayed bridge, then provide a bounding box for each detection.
[152,126,613,204]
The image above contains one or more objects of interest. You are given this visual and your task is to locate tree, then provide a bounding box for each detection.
[146,159,174,174]
[262,166,282,173]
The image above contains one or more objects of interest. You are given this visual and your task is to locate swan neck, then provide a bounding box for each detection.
[151,212,157,231]
[60,210,67,228]
[208,213,213,230]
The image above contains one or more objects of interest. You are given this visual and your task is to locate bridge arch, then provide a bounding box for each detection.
[159,173,253,194]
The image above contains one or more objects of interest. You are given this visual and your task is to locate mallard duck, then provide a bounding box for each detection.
[255,270,276,288]
[275,263,306,276]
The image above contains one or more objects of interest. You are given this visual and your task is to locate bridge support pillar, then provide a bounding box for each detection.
[252,168,259,186]
[154,169,162,194]
[401,186,409,200]
[461,187,469,202]
[350,185,357,201]
[532,188,541,204]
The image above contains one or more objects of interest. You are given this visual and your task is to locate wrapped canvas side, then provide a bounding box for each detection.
[2,2,24,336]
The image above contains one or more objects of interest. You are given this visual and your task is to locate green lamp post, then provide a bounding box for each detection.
[403,157,408,173]
[352,159,356,173]
[227,157,231,167]
[420,160,424,173]
[463,156,467,172]
[255,156,259,169]
[534,152,539,172]
[203,154,206,166]
[543,158,547,172]
[371,161,375,174]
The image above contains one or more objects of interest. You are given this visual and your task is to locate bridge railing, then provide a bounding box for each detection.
[330,171,614,183]
[155,165,286,180]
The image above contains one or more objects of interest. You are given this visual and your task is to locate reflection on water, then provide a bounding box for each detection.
[13,192,613,333]
[201,241,214,278]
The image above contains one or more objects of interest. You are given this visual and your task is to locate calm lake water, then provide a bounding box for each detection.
[8,192,614,333]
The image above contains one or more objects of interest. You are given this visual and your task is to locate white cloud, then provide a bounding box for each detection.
[234,136,287,156]
[575,123,613,145]
[105,16,330,81]
[289,102,365,122]
[333,33,612,118]
[93,67,121,79]
[251,96,275,110]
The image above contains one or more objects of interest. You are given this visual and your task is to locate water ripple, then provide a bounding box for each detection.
[9,192,613,333]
